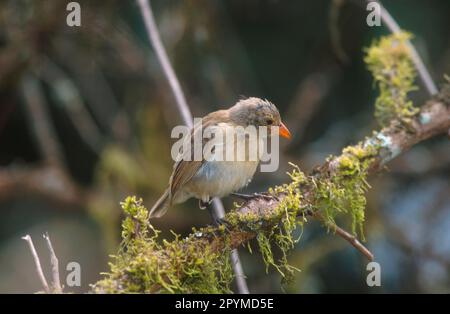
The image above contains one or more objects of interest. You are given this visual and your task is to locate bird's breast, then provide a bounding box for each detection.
[187,160,259,199]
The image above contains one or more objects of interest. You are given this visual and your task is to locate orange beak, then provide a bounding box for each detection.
[279,121,291,139]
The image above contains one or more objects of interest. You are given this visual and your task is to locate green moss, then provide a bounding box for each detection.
[364,32,419,127]
[314,142,378,239]
[246,164,306,283]
[93,196,233,294]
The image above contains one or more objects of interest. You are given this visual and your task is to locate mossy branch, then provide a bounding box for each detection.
[92,33,449,293]
[93,83,449,293]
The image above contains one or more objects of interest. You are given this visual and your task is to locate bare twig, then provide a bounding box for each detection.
[136,0,249,293]
[43,233,62,293]
[136,0,192,126]
[313,212,374,261]
[366,0,438,96]
[22,235,50,293]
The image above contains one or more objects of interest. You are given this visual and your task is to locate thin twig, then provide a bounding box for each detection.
[43,232,62,293]
[313,212,374,261]
[136,0,192,126]
[22,235,50,293]
[136,0,249,293]
[366,0,438,96]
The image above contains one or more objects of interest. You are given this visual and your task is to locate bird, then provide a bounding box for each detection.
[149,97,291,219]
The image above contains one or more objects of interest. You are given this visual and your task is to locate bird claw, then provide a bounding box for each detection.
[201,199,229,228]
[199,199,212,210]
[231,192,276,201]
[203,203,231,230]
[213,217,232,232]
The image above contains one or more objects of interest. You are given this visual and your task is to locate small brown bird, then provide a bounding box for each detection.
[149,97,291,218]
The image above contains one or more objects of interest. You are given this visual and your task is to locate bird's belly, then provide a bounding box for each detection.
[186,160,259,200]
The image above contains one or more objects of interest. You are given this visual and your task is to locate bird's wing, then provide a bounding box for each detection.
[169,111,228,198]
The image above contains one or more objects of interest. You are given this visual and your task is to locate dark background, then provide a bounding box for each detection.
[0,0,449,293]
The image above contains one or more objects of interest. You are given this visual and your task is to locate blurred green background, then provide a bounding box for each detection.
[0,0,449,293]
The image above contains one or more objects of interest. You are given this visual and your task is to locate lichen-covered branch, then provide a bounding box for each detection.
[126,2,440,295]
[92,83,449,293]
[92,31,450,293]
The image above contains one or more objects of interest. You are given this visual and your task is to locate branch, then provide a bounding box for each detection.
[312,212,374,261]
[136,0,249,293]
[166,85,450,257]
[136,0,192,127]
[22,235,50,293]
[93,84,448,293]
[43,233,62,293]
[23,234,64,293]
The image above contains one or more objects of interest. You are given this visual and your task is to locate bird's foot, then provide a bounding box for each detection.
[213,216,231,230]
[205,204,231,229]
[199,199,212,210]
[231,192,276,201]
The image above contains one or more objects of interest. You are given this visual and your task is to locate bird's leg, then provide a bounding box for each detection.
[202,198,230,228]
[199,198,218,222]
[207,205,229,227]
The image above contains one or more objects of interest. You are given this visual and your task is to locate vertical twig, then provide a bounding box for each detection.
[366,0,438,96]
[43,232,62,293]
[136,0,193,127]
[136,0,249,293]
[212,198,249,294]
[22,235,50,293]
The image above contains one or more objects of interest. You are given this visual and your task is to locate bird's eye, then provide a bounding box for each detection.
[266,119,273,125]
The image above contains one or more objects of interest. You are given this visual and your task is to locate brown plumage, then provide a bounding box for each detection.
[149,97,291,218]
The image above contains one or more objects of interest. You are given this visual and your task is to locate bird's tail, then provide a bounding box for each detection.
[149,188,171,218]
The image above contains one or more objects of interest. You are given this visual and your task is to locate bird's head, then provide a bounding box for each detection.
[229,97,291,139]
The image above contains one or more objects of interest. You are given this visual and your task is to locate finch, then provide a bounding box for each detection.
[150,97,291,218]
